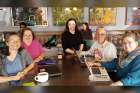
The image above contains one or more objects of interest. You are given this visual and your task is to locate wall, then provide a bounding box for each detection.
[0,7,139,32]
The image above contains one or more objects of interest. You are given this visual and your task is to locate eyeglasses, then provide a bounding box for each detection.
[8,40,20,44]
[96,34,106,36]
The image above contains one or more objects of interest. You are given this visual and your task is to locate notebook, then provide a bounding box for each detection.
[22,82,36,86]
[39,65,62,77]
[38,58,56,65]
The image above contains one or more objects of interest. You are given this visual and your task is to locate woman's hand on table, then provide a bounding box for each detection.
[110,81,123,86]
[88,74,94,81]
[86,62,101,67]
[65,48,75,55]
[20,62,35,77]
[13,72,25,80]
[94,55,102,61]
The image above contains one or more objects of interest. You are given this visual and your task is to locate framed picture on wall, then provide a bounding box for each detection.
[89,8,116,26]
[126,7,140,25]
[52,7,83,26]
[12,7,48,26]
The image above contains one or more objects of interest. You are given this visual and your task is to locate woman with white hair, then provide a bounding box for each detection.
[82,27,117,62]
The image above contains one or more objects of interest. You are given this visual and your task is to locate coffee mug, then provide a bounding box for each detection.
[58,54,62,59]
[34,72,49,83]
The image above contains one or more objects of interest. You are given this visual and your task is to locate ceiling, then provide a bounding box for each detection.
[0,0,140,7]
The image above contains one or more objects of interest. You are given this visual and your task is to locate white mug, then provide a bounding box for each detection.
[58,54,62,59]
[34,72,49,83]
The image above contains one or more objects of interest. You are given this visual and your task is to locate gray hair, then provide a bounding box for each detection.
[96,26,106,31]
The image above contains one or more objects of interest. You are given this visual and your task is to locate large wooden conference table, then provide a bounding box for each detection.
[22,54,111,86]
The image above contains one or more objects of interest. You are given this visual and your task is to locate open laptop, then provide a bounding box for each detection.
[75,51,94,64]
[89,67,110,81]
[76,51,110,81]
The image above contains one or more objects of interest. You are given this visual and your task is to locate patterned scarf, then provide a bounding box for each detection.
[119,48,140,68]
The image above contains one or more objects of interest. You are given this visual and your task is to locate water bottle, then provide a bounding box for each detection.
[57,44,63,60]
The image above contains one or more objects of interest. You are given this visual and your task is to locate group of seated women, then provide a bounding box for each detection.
[61,18,140,86]
[0,18,140,86]
[0,27,45,86]
[61,18,117,62]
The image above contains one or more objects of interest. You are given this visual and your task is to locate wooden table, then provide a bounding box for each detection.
[22,54,111,86]
[1,54,131,93]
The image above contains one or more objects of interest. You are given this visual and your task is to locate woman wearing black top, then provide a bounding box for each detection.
[80,22,93,50]
[61,18,84,54]
[80,22,92,40]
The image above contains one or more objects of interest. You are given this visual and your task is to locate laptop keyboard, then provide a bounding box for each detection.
[91,67,101,74]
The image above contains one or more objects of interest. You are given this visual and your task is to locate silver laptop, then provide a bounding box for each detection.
[89,67,111,81]
[75,51,94,63]
[76,51,110,81]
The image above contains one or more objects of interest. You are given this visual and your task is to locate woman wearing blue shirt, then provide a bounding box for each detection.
[0,33,35,86]
[89,32,140,86]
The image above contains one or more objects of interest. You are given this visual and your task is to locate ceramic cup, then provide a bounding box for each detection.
[34,72,49,83]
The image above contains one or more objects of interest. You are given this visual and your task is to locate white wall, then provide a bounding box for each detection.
[0,7,139,32]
